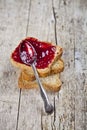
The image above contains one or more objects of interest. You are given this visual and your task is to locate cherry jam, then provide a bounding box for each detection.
[20,41,37,65]
[12,37,56,69]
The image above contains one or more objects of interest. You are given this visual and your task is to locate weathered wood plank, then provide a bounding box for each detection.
[0,0,29,129]
[52,0,76,130]
[53,0,87,130]
[74,0,87,129]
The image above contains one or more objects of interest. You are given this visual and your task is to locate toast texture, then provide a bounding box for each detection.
[18,72,61,92]
[20,59,64,81]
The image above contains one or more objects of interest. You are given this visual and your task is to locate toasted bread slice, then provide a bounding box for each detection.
[11,46,63,77]
[18,72,62,92]
[10,37,63,76]
[10,37,64,92]
[21,59,64,81]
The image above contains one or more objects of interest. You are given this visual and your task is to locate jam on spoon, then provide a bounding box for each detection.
[19,41,54,114]
[19,41,37,65]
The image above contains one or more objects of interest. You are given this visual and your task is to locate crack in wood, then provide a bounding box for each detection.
[73,35,76,68]
[53,96,56,122]
[16,89,21,130]
[83,73,87,130]
[50,96,56,130]
[63,0,67,6]
[41,110,43,130]
[52,0,57,45]
[26,0,31,37]
[73,0,76,68]
[51,116,55,130]
[52,0,57,127]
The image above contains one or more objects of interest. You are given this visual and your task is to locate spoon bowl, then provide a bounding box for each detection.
[19,41,37,65]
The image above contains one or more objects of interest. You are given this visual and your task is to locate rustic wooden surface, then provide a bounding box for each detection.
[0,0,87,130]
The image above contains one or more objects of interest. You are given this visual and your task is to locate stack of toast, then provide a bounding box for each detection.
[11,37,64,92]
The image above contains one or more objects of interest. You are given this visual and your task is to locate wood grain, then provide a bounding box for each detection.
[0,0,87,130]
[0,0,29,129]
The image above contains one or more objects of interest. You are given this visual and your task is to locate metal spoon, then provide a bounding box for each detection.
[19,41,54,114]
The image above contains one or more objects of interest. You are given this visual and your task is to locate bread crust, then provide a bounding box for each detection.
[20,59,64,81]
[18,72,62,92]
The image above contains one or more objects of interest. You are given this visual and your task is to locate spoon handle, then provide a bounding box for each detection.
[32,63,54,114]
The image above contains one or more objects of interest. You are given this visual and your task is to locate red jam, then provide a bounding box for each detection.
[19,41,37,65]
[12,37,56,69]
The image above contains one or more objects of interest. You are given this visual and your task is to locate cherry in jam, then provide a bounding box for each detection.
[12,37,56,69]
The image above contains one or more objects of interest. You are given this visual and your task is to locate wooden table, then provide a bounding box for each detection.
[0,0,87,130]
